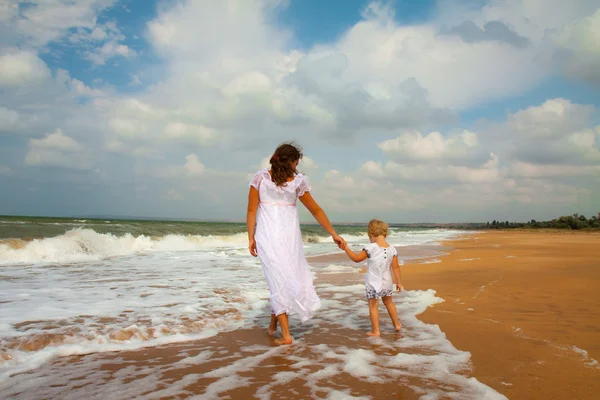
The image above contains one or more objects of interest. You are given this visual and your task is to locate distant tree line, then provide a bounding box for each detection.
[485,213,600,230]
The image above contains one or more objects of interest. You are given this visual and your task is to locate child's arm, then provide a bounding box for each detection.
[343,243,368,263]
[391,254,403,291]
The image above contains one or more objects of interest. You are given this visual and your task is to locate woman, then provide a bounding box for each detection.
[247,142,345,345]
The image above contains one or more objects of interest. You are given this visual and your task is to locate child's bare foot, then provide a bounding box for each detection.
[367,331,381,337]
[394,323,402,331]
[274,336,293,345]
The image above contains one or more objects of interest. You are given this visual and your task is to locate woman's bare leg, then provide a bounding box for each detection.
[367,298,381,336]
[267,314,278,335]
[274,313,293,345]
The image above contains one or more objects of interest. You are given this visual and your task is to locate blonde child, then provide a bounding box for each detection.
[342,219,402,336]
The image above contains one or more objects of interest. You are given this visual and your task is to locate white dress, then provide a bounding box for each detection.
[363,243,398,299]
[250,169,321,322]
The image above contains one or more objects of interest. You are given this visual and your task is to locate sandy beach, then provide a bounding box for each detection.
[2,230,599,399]
[410,230,600,399]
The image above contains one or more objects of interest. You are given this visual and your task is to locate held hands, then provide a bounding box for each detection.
[394,284,403,292]
[332,234,346,250]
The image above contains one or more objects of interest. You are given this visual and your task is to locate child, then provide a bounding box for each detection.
[342,219,403,336]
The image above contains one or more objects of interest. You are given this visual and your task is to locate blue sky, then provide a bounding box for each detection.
[0,0,599,222]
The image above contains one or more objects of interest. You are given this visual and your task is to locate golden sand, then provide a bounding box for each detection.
[409,230,600,399]
[5,231,599,399]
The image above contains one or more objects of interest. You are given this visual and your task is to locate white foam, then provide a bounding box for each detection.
[418,258,442,264]
[1,228,487,398]
[0,228,253,265]
[0,284,507,400]
[319,264,360,274]
[0,249,269,381]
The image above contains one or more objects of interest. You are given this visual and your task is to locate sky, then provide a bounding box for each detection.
[0,0,599,223]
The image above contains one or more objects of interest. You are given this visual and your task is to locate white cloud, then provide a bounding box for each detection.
[164,122,215,145]
[183,154,206,176]
[1,1,600,221]
[550,8,600,85]
[4,0,117,48]
[0,165,12,176]
[25,129,90,169]
[108,117,148,138]
[509,162,600,178]
[166,189,184,200]
[83,41,137,65]
[0,50,51,86]
[29,129,81,152]
[379,130,479,163]
[0,107,19,129]
[507,98,595,137]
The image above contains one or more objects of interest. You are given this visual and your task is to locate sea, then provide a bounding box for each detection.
[0,216,506,399]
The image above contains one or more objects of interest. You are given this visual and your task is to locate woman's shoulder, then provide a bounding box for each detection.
[249,169,271,188]
[252,169,270,178]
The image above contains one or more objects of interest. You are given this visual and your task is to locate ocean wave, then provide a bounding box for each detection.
[0,228,346,265]
[0,229,250,264]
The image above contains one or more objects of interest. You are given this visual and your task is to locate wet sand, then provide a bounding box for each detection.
[3,231,599,399]
[409,230,600,399]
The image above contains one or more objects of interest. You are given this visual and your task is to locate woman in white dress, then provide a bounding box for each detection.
[247,143,345,345]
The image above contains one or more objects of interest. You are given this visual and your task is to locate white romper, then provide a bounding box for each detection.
[249,169,321,322]
[363,243,398,299]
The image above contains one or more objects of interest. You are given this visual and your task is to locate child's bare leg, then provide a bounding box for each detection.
[382,295,401,331]
[267,314,278,335]
[367,298,381,336]
[274,313,293,345]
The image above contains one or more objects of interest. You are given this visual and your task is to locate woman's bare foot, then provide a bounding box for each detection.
[394,323,402,332]
[267,315,278,335]
[274,336,293,345]
[367,331,381,337]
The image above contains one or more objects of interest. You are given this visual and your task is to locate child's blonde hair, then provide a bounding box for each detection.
[368,219,389,238]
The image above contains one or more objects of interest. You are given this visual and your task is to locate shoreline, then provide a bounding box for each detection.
[408,230,600,399]
[4,230,599,398]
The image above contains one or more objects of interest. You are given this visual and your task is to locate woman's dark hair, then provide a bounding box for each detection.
[270,142,303,187]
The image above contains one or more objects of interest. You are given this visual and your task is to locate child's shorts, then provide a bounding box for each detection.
[366,287,393,299]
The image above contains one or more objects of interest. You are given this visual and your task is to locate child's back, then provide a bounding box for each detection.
[363,242,398,299]
[342,219,403,336]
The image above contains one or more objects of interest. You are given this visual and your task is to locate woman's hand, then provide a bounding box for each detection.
[249,238,258,257]
[332,234,346,250]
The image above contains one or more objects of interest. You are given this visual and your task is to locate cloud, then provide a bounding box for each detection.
[502,99,600,166]
[319,95,599,219]
[1,0,599,221]
[0,107,19,130]
[549,8,600,85]
[507,98,595,138]
[0,165,12,176]
[3,0,117,48]
[378,130,480,164]
[164,122,215,145]
[83,41,137,65]
[166,189,183,200]
[0,50,51,86]
[440,20,530,48]
[183,154,206,176]
[24,128,91,169]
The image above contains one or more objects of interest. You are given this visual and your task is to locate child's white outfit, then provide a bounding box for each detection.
[249,169,321,323]
[363,243,398,299]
